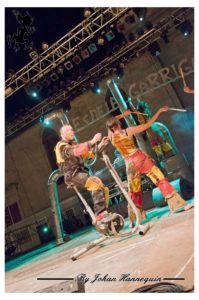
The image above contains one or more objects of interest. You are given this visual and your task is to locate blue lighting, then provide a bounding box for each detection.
[32,91,38,98]
[184,32,188,36]
[44,119,51,126]
[139,17,144,21]
[96,88,101,94]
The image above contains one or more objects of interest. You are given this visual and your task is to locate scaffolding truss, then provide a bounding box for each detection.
[5,7,130,97]
[5,8,193,138]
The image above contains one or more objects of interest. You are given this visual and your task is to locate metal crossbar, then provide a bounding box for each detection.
[5,8,130,97]
[5,8,193,138]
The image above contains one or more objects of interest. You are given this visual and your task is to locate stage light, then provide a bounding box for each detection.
[57,65,64,74]
[29,50,39,60]
[39,115,52,126]
[81,49,90,59]
[5,87,14,97]
[97,36,105,45]
[174,19,193,37]
[90,81,101,94]
[44,119,51,126]
[64,61,73,70]
[88,43,98,54]
[32,91,38,98]
[133,8,147,22]
[42,41,49,51]
[50,73,59,81]
[42,226,49,233]
[84,8,92,18]
[179,20,193,37]
[36,224,54,244]
[72,55,82,65]
[105,30,115,42]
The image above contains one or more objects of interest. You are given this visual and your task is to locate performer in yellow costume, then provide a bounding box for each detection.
[55,125,109,222]
[106,106,193,227]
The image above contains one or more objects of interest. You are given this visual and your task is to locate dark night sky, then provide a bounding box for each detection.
[5,7,126,121]
[5,7,85,119]
[5,7,84,71]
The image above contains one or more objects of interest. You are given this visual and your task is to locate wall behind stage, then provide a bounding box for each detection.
[5,27,194,223]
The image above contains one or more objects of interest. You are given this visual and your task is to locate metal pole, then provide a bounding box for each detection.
[48,169,65,245]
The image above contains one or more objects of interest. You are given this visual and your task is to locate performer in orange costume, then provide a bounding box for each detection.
[106,106,193,226]
[136,100,174,160]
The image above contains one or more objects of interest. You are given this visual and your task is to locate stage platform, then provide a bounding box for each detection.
[5,200,194,293]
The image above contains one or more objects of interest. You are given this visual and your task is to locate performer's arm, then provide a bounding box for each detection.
[184,86,194,94]
[63,133,102,157]
[126,106,169,136]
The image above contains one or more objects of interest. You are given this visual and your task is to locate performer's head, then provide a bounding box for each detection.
[60,125,75,141]
[106,117,121,133]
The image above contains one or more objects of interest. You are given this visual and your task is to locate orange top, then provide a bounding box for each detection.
[111,131,138,158]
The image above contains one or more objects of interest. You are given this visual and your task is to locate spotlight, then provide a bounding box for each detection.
[36,224,54,244]
[57,65,64,74]
[29,50,39,60]
[64,61,73,70]
[97,36,105,45]
[133,8,147,22]
[105,30,115,42]
[72,55,82,65]
[31,91,38,98]
[90,81,101,94]
[44,119,52,126]
[88,43,98,54]
[39,115,52,126]
[84,8,92,18]
[178,20,193,37]
[148,41,161,56]
[5,87,14,97]
[42,41,49,51]
[81,49,90,59]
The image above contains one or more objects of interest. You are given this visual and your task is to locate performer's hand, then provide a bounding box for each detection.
[91,133,102,145]
[158,106,169,114]
[183,85,194,94]
[98,137,110,152]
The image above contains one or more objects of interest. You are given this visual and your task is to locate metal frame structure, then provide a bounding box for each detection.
[5,8,193,138]
[5,7,130,97]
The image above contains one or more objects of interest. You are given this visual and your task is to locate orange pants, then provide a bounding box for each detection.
[126,150,175,208]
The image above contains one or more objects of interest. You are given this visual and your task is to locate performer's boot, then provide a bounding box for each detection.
[165,191,194,213]
[128,205,146,228]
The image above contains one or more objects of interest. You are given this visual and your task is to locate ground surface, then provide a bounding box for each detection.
[5,200,194,293]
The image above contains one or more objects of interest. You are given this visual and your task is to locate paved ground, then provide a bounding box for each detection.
[5,200,194,293]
